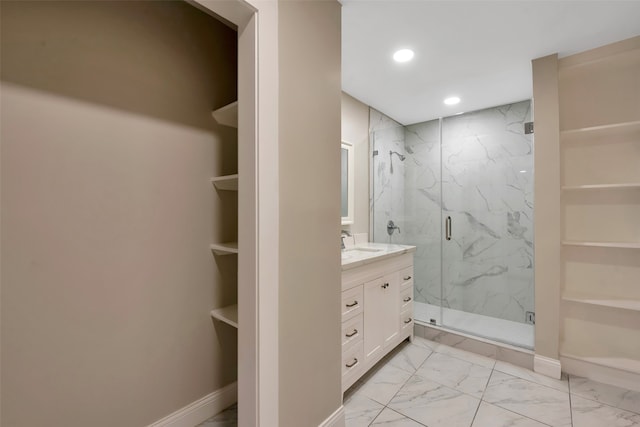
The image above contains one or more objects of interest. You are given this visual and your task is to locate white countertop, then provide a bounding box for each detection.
[341,242,416,271]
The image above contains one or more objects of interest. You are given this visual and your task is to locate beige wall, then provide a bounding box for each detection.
[341,92,370,236]
[532,54,561,362]
[278,1,343,426]
[1,2,238,426]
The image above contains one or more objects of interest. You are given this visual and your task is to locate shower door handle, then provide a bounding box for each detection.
[445,216,452,241]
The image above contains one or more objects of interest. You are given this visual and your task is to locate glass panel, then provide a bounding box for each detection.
[370,125,406,244]
[440,101,534,349]
[403,119,442,326]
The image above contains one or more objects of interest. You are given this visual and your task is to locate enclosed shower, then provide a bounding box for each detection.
[370,100,534,349]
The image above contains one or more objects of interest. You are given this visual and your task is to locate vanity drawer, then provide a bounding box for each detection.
[400,286,413,311]
[342,340,364,378]
[342,313,363,351]
[341,285,363,322]
[400,266,414,290]
[400,308,413,334]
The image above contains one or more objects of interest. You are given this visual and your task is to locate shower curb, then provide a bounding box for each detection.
[414,322,534,370]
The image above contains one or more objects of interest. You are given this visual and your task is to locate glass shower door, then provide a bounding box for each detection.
[440,101,534,348]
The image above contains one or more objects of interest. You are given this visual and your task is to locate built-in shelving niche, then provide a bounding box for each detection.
[557,36,640,388]
[210,100,239,329]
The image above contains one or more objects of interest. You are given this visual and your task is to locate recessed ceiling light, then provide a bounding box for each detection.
[393,49,414,63]
[444,96,461,105]
[519,170,527,173]
[454,112,464,115]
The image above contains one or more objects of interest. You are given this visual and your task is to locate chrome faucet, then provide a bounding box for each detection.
[341,229,351,250]
[387,220,400,236]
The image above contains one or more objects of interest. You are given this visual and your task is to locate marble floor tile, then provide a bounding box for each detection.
[389,374,480,427]
[344,393,385,427]
[386,342,433,374]
[197,404,237,427]
[370,407,425,426]
[355,363,413,405]
[483,370,572,427]
[494,360,569,393]
[471,402,549,427]
[570,376,640,415]
[417,352,492,398]
[433,343,496,369]
[410,336,438,351]
[571,395,640,427]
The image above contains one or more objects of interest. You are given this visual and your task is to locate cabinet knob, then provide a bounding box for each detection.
[403,275,412,281]
[404,318,413,324]
[345,358,358,368]
[346,301,358,308]
[345,329,358,338]
[381,283,389,289]
[403,296,412,303]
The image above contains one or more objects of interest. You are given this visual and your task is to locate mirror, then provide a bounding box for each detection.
[341,141,354,225]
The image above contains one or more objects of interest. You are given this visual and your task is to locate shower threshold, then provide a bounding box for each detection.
[414,301,534,350]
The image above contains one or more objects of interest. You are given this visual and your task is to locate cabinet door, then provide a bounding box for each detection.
[364,272,401,364]
[381,272,400,349]
[363,276,386,364]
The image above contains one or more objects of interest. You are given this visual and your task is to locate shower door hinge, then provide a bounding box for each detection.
[524,122,534,135]
[373,150,379,157]
[525,311,535,325]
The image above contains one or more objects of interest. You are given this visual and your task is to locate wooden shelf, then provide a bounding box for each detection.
[562,183,640,191]
[562,241,640,249]
[560,352,640,375]
[560,120,640,138]
[562,293,640,312]
[210,242,238,255]
[211,174,238,191]
[211,101,238,128]
[210,304,238,328]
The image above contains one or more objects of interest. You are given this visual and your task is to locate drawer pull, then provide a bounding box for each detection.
[381,283,389,289]
[345,358,358,368]
[403,296,412,303]
[345,329,358,338]
[404,318,413,324]
[345,301,358,308]
[403,275,412,281]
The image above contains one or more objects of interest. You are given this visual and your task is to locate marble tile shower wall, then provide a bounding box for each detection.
[371,101,534,325]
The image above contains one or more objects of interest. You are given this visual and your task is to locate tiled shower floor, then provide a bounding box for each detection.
[198,337,640,427]
[414,301,535,349]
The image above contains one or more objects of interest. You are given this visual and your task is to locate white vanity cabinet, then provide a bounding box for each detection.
[341,250,414,392]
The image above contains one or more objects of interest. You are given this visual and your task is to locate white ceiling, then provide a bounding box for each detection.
[342,1,640,125]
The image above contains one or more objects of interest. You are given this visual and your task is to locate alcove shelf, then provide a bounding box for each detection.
[562,241,640,249]
[562,293,640,312]
[210,242,239,255]
[211,101,238,128]
[561,183,640,191]
[211,174,238,191]
[210,304,238,328]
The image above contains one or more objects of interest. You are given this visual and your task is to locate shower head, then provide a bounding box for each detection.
[390,150,406,161]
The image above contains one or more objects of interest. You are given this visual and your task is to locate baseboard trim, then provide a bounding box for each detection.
[534,355,562,379]
[148,381,237,427]
[560,354,640,392]
[318,405,345,427]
